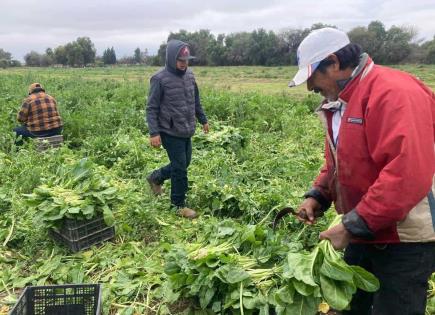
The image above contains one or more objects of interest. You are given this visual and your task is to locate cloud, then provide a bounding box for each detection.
[0,0,433,60]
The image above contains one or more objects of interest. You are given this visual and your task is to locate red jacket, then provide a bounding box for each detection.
[314,56,435,243]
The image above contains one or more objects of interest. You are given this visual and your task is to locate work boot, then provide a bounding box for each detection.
[146,175,162,196]
[177,207,198,219]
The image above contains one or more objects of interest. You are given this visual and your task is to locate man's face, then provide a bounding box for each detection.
[306,67,341,101]
[176,59,188,71]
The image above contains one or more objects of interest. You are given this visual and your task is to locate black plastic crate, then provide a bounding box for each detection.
[49,215,115,252]
[9,284,101,315]
[56,216,111,240]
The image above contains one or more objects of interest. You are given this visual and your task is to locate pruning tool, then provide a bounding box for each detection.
[272,206,308,230]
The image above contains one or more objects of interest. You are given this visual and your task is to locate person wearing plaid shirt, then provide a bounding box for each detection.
[14,83,63,142]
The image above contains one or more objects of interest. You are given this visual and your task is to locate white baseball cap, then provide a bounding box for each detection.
[288,27,350,87]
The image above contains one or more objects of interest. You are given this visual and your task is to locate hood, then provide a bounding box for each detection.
[165,39,188,74]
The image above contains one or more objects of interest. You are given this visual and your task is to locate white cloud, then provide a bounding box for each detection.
[1,0,434,60]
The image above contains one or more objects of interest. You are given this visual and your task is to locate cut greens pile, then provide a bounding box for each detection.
[163,216,379,314]
[193,124,246,153]
[24,158,122,227]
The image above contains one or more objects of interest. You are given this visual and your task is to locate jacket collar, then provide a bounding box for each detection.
[338,53,374,103]
[317,54,374,113]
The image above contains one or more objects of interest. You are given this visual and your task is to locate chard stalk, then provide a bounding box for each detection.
[2,217,15,247]
[240,282,244,315]
[294,224,308,242]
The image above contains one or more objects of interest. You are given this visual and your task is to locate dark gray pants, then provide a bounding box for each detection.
[149,133,192,207]
[343,242,435,315]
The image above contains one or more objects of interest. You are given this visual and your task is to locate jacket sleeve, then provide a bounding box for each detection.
[194,82,208,125]
[146,76,163,136]
[352,86,435,233]
[17,100,30,123]
[306,164,333,212]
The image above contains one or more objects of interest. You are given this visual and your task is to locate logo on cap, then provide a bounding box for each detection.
[178,46,190,58]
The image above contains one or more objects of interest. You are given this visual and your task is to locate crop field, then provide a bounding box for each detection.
[0,65,434,314]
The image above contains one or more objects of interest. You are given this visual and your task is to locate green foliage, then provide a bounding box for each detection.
[0,49,20,68]
[156,21,434,66]
[428,274,435,315]
[163,217,379,314]
[348,21,420,64]
[422,36,435,64]
[0,67,433,314]
[23,36,96,67]
[103,47,117,65]
[24,158,121,227]
[24,51,43,66]
[15,21,435,68]
[0,49,12,62]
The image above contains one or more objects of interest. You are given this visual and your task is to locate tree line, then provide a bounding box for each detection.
[0,49,21,68]
[19,38,150,67]
[1,21,435,68]
[158,21,435,66]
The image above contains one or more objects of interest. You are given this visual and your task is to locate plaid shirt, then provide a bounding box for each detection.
[17,92,63,132]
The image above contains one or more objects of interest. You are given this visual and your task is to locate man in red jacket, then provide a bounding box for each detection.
[290,27,435,314]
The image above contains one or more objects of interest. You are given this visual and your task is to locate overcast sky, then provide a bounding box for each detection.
[1,0,434,61]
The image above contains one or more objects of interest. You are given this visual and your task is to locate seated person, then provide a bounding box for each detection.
[14,83,63,142]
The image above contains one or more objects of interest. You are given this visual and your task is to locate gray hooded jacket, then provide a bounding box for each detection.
[146,39,208,138]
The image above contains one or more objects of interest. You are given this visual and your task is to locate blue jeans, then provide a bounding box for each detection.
[14,125,63,145]
[343,242,435,315]
[149,133,192,207]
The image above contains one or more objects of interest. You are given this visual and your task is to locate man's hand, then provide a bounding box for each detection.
[202,123,209,134]
[297,197,322,225]
[150,135,161,148]
[319,223,351,250]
